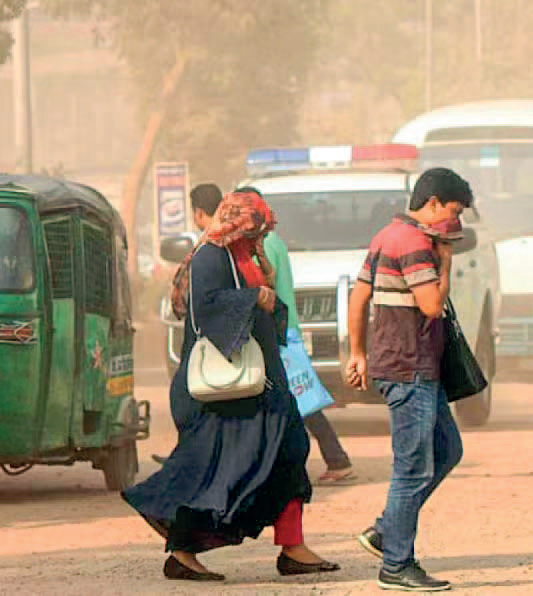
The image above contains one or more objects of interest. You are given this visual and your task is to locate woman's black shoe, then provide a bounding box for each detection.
[163,555,225,581]
[276,551,340,576]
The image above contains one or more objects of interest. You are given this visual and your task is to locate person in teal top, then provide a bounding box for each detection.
[254,208,354,484]
[263,231,301,333]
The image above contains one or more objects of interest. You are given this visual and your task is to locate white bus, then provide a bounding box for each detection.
[393,99,533,372]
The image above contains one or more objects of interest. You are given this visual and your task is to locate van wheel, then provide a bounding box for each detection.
[454,317,493,427]
[103,440,138,491]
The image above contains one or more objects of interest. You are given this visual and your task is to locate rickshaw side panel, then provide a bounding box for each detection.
[38,300,75,452]
[70,314,111,448]
[107,339,134,402]
[0,320,42,458]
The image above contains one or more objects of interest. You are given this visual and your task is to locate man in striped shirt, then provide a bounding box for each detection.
[346,168,473,592]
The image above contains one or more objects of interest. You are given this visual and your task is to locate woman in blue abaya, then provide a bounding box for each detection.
[122,190,340,582]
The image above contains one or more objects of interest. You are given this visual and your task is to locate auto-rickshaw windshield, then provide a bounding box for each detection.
[0,207,34,291]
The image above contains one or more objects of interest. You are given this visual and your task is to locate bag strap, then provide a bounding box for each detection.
[444,296,456,316]
[443,297,459,328]
[225,247,241,289]
[369,250,380,296]
[189,246,240,336]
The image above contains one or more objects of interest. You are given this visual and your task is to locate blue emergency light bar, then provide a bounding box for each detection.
[246,148,310,174]
[246,144,419,176]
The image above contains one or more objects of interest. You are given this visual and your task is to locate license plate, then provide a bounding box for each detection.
[302,331,313,356]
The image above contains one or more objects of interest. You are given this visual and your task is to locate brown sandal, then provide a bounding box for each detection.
[316,467,357,486]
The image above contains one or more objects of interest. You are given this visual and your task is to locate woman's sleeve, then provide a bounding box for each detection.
[189,244,260,357]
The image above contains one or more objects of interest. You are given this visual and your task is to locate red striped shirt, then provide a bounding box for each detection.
[358,215,444,382]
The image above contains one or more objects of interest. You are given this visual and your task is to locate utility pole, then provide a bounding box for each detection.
[12,7,33,174]
[425,0,432,112]
[474,0,483,61]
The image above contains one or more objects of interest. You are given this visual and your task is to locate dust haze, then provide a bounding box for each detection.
[2,1,533,380]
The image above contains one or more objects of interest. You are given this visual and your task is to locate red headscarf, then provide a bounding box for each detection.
[171,190,276,319]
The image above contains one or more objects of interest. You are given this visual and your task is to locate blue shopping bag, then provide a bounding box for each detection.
[280,329,335,418]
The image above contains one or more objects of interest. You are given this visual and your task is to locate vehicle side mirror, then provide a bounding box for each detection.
[160,233,198,263]
[453,226,477,255]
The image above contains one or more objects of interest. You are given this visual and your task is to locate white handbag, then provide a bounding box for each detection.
[187,247,266,402]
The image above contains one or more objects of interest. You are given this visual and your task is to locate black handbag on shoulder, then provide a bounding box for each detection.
[441,298,488,402]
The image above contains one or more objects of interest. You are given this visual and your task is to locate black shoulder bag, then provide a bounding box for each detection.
[440,297,488,402]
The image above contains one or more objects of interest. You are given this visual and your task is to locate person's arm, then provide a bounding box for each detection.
[254,235,276,288]
[345,280,373,390]
[409,241,452,318]
[263,236,296,305]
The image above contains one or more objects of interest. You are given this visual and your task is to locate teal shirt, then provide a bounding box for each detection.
[263,231,301,333]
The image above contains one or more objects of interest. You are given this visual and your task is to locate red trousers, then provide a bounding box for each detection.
[273,498,304,546]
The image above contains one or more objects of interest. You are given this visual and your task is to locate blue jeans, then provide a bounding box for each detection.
[374,374,463,572]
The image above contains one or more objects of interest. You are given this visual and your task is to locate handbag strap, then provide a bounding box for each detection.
[189,246,241,336]
[444,296,455,316]
[369,250,380,296]
[443,297,460,332]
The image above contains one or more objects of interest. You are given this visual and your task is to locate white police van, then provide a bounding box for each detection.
[160,144,500,426]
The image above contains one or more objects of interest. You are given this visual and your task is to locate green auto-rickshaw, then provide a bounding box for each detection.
[0,174,149,491]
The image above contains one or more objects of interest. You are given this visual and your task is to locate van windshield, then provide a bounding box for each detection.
[0,208,34,291]
[263,190,409,251]
[420,142,533,239]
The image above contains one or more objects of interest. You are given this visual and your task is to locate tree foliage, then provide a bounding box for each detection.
[42,0,326,187]
[40,0,325,275]
[0,0,26,64]
[9,0,533,276]
[39,0,533,181]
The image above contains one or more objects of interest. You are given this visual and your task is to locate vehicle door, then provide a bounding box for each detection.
[39,216,76,451]
[0,202,42,457]
[76,218,112,439]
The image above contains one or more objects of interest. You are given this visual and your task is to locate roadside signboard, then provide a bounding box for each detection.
[153,162,189,247]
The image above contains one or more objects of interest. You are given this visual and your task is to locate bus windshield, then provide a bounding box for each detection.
[0,207,34,291]
[264,190,409,251]
[420,141,533,239]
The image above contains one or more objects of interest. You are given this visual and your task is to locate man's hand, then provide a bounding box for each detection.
[344,353,368,390]
[435,240,453,273]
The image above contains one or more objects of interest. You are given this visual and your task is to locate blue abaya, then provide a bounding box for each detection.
[122,244,311,553]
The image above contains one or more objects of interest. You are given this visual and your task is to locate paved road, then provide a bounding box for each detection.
[1,380,533,595]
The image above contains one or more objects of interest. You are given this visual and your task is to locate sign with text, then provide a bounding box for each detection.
[154,162,189,241]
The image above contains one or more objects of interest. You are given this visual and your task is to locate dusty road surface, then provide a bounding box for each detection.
[1,360,533,594]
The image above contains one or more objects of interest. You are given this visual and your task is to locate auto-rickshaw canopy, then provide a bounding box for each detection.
[0,174,126,244]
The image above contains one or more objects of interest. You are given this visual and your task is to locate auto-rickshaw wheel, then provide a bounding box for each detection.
[102,440,138,491]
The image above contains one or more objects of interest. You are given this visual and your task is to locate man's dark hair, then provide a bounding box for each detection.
[410,167,473,211]
[234,185,263,198]
[190,183,223,216]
